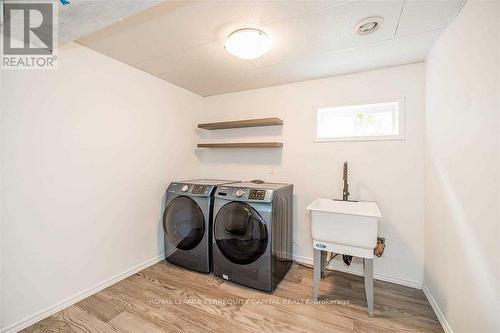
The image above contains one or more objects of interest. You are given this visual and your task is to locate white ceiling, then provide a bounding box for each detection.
[58,0,161,44]
[77,0,464,96]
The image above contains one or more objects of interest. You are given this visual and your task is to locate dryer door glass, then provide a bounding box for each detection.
[163,196,205,251]
[214,202,268,265]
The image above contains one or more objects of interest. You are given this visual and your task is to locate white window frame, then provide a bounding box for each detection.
[314,98,406,143]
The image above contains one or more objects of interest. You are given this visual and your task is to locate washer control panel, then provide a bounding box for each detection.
[215,187,273,202]
[248,189,266,200]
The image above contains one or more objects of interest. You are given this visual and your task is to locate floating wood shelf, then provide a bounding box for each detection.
[197,142,283,148]
[198,117,283,130]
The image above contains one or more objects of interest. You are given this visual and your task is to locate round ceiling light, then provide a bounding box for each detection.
[354,17,383,35]
[224,28,272,60]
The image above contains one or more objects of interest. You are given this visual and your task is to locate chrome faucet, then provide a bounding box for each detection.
[342,161,349,201]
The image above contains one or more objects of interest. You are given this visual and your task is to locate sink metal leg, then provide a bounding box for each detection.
[320,251,327,278]
[313,248,321,300]
[363,258,374,317]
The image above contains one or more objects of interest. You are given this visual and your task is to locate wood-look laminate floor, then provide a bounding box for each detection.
[22,262,443,333]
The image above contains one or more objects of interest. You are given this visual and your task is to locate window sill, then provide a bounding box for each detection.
[314,135,405,143]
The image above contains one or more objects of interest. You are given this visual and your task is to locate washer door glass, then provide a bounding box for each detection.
[214,202,268,265]
[163,196,205,251]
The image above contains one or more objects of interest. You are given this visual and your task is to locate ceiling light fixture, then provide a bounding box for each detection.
[354,17,383,35]
[224,28,272,60]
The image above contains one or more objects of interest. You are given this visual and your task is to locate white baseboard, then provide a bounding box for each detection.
[1,254,165,333]
[293,255,423,289]
[423,285,452,333]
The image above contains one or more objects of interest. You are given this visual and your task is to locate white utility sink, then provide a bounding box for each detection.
[307,198,382,317]
[307,198,381,259]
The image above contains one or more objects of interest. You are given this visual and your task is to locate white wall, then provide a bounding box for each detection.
[198,63,425,287]
[0,43,200,331]
[424,1,500,332]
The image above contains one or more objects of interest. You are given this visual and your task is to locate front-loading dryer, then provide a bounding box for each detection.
[212,181,293,291]
[163,179,234,273]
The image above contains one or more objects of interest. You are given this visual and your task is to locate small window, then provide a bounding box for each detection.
[316,101,403,142]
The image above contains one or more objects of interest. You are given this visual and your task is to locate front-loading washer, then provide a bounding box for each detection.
[163,179,234,273]
[212,181,293,291]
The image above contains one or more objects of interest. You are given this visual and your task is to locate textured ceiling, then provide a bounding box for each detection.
[58,0,161,45]
[77,0,464,96]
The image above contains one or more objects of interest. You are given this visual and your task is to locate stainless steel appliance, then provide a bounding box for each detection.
[163,179,234,273]
[212,181,293,291]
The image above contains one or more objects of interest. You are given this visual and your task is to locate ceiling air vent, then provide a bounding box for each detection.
[354,17,383,35]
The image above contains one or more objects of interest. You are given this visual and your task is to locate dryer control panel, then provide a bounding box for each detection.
[192,185,207,194]
[167,182,213,197]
